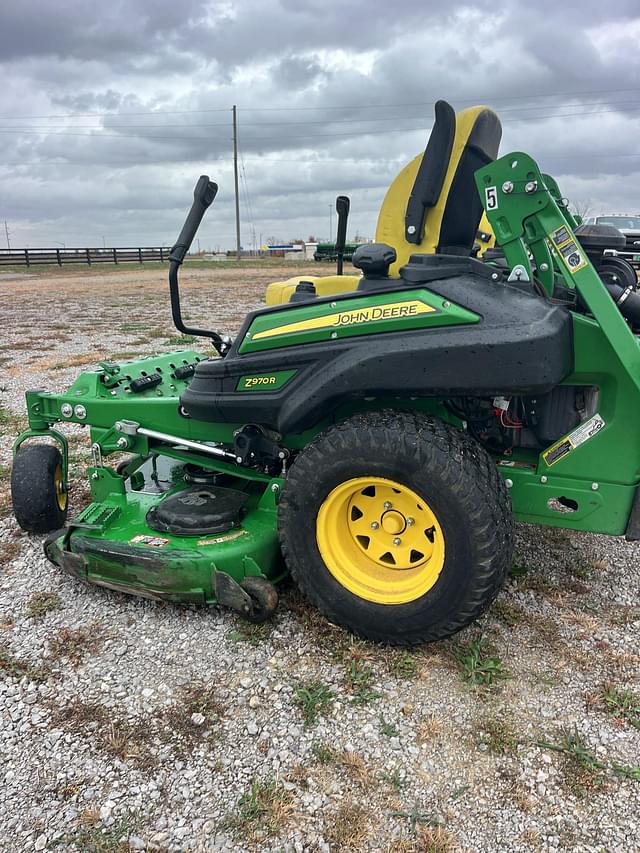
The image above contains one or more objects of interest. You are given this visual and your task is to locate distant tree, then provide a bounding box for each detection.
[570,198,594,220]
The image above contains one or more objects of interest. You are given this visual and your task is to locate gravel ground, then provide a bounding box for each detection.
[1,264,639,853]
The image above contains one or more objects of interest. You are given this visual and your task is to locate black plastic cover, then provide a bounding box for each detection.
[146,486,248,536]
[405,100,456,245]
[181,267,573,435]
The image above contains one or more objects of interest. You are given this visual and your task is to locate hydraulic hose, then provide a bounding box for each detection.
[604,282,640,327]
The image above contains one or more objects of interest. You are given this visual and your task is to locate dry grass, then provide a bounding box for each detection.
[25,590,62,619]
[340,750,376,788]
[51,699,157,769]
[416,713,444,744]
[0,538,21,563]
[325,801,371,850]
[47,621,104,664]
[413,826,457,853]
[224,777,296,840]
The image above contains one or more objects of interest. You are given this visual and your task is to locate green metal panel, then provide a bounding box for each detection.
[476,151,640,534]
[239,288,480,354]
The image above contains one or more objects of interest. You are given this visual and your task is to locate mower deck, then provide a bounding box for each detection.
[44,456,283,606]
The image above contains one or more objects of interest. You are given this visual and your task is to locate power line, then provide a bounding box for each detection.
[3,150,640,169]
[0,86,638,121]
[6,97,640,130]
[2,103,640,145]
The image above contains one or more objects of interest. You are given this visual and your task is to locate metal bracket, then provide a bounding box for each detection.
[91,442,104,468]
[507,264,531,283]
[214,570,252,614]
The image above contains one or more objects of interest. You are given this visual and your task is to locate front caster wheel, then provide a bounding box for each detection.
[11,444,68,533]
[240,576,279,624]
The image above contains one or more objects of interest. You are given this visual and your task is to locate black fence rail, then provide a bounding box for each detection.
[0,247,169,267]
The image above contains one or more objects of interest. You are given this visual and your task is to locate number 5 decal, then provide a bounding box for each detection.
[485,186,498,210]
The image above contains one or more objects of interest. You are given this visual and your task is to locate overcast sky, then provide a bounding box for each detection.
[1,0,640,250]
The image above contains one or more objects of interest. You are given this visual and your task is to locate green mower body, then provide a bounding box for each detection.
[11,103,640,644]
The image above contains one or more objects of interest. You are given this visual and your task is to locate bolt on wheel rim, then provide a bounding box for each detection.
[316,476,445,605]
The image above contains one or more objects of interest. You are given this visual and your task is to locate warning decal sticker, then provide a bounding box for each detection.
[197,530,248,547]
[130,534,169,548]
[542,413,605,467]
[549,225,588,275]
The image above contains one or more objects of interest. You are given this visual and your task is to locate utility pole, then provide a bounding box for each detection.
[4,220,10,251]
[329,205,333,242]
[232,105,241,262]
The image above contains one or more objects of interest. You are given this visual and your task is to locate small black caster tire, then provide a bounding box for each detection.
[240,576,279,624]
[11,444,68,533]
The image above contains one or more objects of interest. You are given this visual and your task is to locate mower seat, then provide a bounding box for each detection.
[264,100,502,305]
[377,101,502,277]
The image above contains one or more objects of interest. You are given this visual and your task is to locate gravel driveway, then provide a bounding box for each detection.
[1,265,639,853]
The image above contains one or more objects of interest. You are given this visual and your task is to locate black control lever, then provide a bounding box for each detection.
[168,176,231,357]
[335,195,350,276]
[169,176,217,264]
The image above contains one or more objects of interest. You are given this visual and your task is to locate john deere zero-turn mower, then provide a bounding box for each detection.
[11,100,640,645]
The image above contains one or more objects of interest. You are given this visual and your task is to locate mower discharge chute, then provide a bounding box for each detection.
[11,100,640,646]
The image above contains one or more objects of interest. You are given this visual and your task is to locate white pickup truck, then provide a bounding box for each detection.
[583,215,640,268]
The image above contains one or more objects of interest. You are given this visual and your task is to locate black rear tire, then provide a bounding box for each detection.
[11,444,68,533]
[278,411,513,646]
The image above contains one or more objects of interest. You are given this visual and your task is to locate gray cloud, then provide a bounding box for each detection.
[1,0,640,249]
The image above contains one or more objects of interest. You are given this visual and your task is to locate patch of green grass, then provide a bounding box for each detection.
[64,816,136,852]
[225,778,293,839]
[344,659,381,705]
[452,637,510,687]
[537,728,606,790]
[387,650,418,679]
[612,764,640,781]
[379,714,399,738]
[293,679,335,727]
[491,599,525,627]
[25,591,62,619]
[600,684,640,729]
[0,404,23,431]
[381,767,405,792]
[118,322,147,332]
[227,619,274,646]
[475,715,519,755]
[509,557,530,578]
[390,804,438,831]
[311,740,337,764]
[568,557,592,581]
[0,642,33,679]
[166,333,197,345]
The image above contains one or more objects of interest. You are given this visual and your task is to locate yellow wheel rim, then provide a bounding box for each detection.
[54,464,67,512]
[316,477,445,605]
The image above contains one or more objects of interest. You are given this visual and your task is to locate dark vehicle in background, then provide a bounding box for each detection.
[314,241,367,262]
[584,215,640,269]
